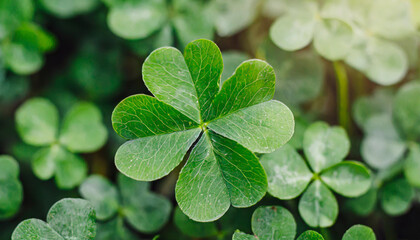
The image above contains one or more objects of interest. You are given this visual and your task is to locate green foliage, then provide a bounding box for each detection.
[269,0,417,85]
[40,0,100,18]
[233,206,296,240]
[342,225,376,240]
[261,122,372,227]
[0,155,23,220]
[174,207,218,238]
[112,39,295,222]
[79,174,171,236]
[15,98,107,189]
[12,198,96,240]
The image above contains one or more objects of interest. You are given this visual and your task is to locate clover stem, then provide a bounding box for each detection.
[333,61,350,133]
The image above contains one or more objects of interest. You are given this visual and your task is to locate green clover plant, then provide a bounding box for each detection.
[233,206,376,240]
[233,206,297,240]
[173,206,219,238]
[260,122,372,227]
[12,198,96,240]
[353,82,420,178]
[111,39,295,222]
[269,0,354,61]
[0,155,23,220]
[269,0,417,85]
[104,0,213,48]
[15,98,108,189]
[79,174,171,238]
[0,0,56,75]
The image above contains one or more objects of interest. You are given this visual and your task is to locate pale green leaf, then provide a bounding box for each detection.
[107,1,166,40]
[142,47,201,122]
[54,148,87,189]
[361,114,406,169]
[59,102,107,153]
[321,161,371,197]
[118,174,171,233]
[369,0,415,40]
[404,143,420,187]
[393,82,420,141]
[40,0,99,18]
[211,0,259,37]
[3,42,43,75]
[16,98,59,146]
[12,198,96,240]
[303,122,350,173]
[380,178,414,216]
[297,230,324,240]
[112,94,198,139]
[313,18,353,60]
[115,128,201,181]
[298,180,338,228]
[176,131,267,222]
[342,225,376,240]
[261,144,313,199]
[174,207,218,238]
[208,100,294,153]
[251,206,296,240]
[345,37,408,85]
[0,155,23,219]
[32,146,58,180]
[270,9,316,51]
[79,175,119,220]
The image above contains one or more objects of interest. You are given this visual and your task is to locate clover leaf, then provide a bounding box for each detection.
[297,231,324,240]
[0,155,23,220]
[104,0,213,48]
[15,98,107,189]
[380,177,415,216]
[111,39,295,222]
[354,82,420,170]
[39,0,99,18]
[269,0,354,61]
[210,0,259,37]
[12,198,96,240]
[342,225,376,240]
[79,174,171,237]
[261,122,372,228]
[2,22,56,75]
[233,206,297,240]
[0,0,33,40]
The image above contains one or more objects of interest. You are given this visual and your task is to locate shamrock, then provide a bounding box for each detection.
[104,0,213,48]
[15,98,107,189]
[0,155,23,220]
[79,174,171,239]
[12,198,96,240]
[111,39,295,222]
[233,206,376,240]
[260,122,371,227]
[269,0,355,61]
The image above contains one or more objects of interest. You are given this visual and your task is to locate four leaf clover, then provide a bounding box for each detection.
[15,98,107,189]
[12,198,96,240]
[111,39,295,221]
[0,155,23,220]
[79,174,171,238]
[260,122,372,227]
